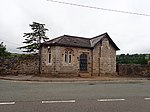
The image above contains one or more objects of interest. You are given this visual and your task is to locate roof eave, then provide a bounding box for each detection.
[42,43,92,49]
[105,33,120,51]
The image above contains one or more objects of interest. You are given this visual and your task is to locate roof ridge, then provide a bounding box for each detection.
[90,32,107,40]
[45,36,62,43]
[41,33,119,50]
[90,33,107,47]
[63,34,90,40]
[56,35,65,44]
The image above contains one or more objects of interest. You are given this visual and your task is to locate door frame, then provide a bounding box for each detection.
[79,54,88,72]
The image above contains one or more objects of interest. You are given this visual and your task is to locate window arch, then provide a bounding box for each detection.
[64,49,73,64]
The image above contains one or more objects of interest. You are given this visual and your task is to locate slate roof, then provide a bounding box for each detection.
[42,33,120,50]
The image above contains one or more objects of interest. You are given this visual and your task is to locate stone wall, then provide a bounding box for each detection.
[117,64,150,77]
[1,54,150,78]
[92,42,100,76]
[41,46,92,77]
[99,37,116,75]
[0,56,39,75]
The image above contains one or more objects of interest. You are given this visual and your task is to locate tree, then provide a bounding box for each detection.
[0,42,10,57]
[117,54,149,64]
[18,22,49,53]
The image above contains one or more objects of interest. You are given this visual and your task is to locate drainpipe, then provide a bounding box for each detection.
[99,45,101,76]
[91,49,93,76]
[39,46,41,74]
[38,37,41,74]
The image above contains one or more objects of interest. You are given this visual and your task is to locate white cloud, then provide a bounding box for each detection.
[0,0,150,54]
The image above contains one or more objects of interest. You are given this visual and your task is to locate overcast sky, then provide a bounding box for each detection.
[0,0,150,54]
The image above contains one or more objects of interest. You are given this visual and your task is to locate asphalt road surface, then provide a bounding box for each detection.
[0,80,150,112]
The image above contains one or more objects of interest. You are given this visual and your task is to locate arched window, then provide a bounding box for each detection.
[68,51,72,63]
[65,51,68,63]
[64,49,73,64]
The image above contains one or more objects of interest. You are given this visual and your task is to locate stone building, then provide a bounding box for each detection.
[40,33,119,77]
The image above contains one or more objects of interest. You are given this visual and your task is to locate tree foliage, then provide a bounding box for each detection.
[0,42,10,57]
[18,22,49,53]
[117,54,150,64]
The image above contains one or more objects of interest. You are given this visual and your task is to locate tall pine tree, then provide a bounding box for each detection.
[19,22,49,53]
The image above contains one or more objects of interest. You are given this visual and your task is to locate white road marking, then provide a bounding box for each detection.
[145,98,150,100]
[42,100,76,104]
[97,99,125,102]
[0,102,15,105]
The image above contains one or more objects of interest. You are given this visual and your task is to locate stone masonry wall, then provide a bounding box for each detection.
[1,54,150,78]
[92,37,117,76]
[40,46,56,75]
[41,46,92,77]
[0,56,39,75]
[99,37,116,75]
[117,64,150,77]
[92,43,100,76]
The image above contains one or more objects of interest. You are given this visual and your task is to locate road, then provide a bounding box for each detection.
[0,80,150,112]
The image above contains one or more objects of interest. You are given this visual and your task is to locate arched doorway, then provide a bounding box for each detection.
[80,54,88,71]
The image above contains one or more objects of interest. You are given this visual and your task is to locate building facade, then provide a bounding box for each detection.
[40,33,119,77]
